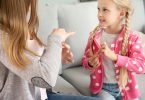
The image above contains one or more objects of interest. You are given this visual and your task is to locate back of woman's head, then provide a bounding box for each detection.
[0,0,43,68]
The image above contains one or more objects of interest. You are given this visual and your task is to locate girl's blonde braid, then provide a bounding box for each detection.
[119,11,131,89]
[91,25,100,40]
[90,25,100,54]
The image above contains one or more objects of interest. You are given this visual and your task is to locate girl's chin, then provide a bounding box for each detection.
[99,24,107,29]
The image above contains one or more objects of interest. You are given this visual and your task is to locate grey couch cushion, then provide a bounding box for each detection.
[62,67,145,99]
[62,67,91,96]
[53,76,81,95]
[136,74,145,99]
[40,75,81,100]
[58,2,99,70]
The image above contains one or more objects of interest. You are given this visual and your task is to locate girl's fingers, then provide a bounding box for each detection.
[92,60,99,67]
[89,57,99,67]
[94,48,101,57]
[93,61,98,67]
[88,49,93,57]
[93,61,99,67]
[101,42,107,46]
[100,45,105,49]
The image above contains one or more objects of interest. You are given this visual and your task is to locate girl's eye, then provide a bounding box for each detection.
[103,8,108,12]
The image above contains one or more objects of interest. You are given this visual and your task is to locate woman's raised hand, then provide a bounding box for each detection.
[51,28,75,64]
[52,28,75,42]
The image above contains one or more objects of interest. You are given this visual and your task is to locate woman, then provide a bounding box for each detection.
[0,0,74,100]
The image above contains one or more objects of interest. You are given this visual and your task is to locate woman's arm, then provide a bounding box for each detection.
[0,29,75,88]
[0,34,62,88]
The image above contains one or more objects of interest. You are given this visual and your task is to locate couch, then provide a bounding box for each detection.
[37,0,145,99]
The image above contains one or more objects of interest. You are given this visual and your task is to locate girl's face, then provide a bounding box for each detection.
[98,0,123,28]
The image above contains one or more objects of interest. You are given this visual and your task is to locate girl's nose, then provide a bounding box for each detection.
[98,11,103,17]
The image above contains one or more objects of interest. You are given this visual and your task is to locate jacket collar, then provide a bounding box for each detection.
[93,25,127,48]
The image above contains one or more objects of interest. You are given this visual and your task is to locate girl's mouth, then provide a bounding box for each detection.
[99,19,105,23]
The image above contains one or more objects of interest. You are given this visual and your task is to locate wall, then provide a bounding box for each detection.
[40,0,79,4]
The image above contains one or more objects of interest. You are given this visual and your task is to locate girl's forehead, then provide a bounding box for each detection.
[98,0,116,7]
[98,0,120,10]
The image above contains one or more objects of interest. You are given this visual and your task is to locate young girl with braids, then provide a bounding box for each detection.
[82,0,145,100]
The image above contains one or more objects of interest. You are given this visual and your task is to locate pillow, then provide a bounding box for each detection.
[38,1,63,74]
[58,2,99,69]
[44,0,79,4]
[38,1,58,43]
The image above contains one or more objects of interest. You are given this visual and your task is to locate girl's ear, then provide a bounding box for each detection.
[120,11,125,16]
[120,9,126,17]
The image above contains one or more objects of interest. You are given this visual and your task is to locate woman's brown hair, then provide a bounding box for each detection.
[0,0,44,68]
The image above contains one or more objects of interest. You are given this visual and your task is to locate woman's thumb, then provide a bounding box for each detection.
[67,32,75,37]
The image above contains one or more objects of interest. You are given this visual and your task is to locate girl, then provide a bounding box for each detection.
[82,0,145,100]
[0,0,74,100]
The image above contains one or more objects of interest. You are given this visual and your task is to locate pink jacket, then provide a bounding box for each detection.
[82,28,145,100]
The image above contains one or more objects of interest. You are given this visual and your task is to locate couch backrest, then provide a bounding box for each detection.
[42,0,79,4]
[37,0,145,71]
[57,2,99,70]
[131,0,145,32]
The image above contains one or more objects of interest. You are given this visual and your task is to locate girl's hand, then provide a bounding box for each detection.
[88,49,101,68]
[52,28,75,42]
[61,42,74,64]
[100,42,117,61]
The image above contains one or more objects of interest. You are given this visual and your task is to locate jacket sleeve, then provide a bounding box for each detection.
[0,33,62,88]
[116,35,145,74]
[81,33,95,71]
